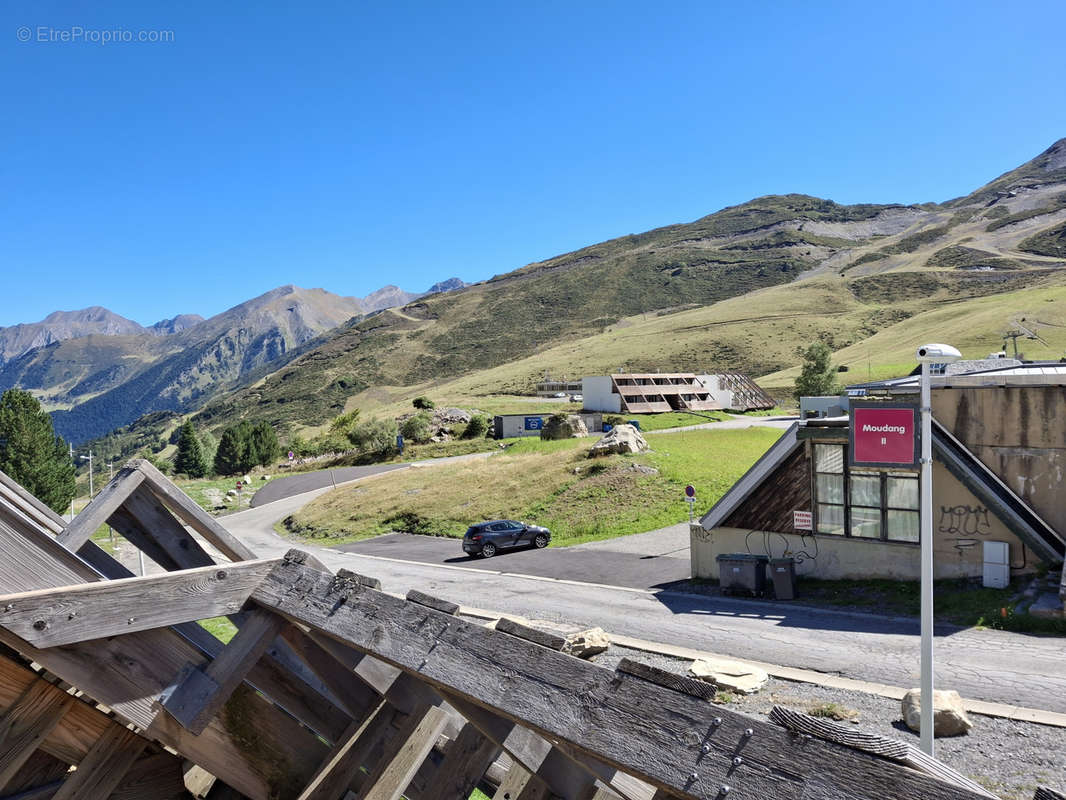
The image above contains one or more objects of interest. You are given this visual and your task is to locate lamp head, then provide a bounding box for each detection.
[915,343,962,364]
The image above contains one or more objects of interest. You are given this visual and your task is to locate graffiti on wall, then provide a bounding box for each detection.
[938,504,992,552]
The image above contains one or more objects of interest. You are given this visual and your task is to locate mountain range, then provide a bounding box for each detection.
[0,279,467,443]
[5,139,1066,452]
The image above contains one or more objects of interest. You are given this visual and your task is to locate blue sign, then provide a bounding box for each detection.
[524,416,544,431]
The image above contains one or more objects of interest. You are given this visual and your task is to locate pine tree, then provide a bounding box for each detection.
[213,426,245,476]
[173,420,208,478]
[249,421,280,467]
[0,389,76,513]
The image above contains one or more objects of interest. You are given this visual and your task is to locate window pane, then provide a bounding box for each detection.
[815,444,844,474]
[850,474,881,506]
[817,504,845,535]
[886,477,919,510]
[816,474,844,504]
[887,510,920,542]
[850,507,881,538]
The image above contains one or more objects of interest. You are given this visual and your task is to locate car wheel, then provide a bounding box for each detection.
[533,533,548,549]
[481,542,497,558]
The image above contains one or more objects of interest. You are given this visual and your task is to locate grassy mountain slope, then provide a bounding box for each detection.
[78,137,1066,449]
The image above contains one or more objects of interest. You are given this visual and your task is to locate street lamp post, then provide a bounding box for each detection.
[915,343,961,756]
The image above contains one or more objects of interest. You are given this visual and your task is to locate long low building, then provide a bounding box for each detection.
[582,372,774,413]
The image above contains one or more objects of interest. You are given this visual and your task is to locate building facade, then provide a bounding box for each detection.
[694,379,1066,592]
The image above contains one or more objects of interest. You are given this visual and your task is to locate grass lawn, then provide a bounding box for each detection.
[620,410,729,431]
[281,427,783,546]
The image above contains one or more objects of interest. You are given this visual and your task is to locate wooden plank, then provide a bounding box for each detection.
[0,521,328,800]
[105,506,185,572]
[279,626,381,721]
[109,751,189,800]
[418,723,501,800]
[492,765,550,800]
[120,485,217,568]
[51,725,146,800]
[134,460,257,562]
[494,618,566,651]
[405,590,459,616]
[0,471,65,535]
[0,749,69,797]
[0,680,77,785]
[253,556,992,800]
[0,559,280,647]
[55,466,145,553]
[358,705,449,800]
[615,659,716,702]
[162,609,285,735]
[296,701,391,800]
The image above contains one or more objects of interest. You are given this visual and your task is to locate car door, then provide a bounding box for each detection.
[498,520,523,549]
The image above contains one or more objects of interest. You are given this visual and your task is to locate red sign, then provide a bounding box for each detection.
[849,403,919,468]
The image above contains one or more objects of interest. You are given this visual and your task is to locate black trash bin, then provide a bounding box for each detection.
[769,557,797,600]
[716,554,769,596]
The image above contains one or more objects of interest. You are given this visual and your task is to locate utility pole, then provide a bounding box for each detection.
[79,451,93,500]
[68,443,75,521]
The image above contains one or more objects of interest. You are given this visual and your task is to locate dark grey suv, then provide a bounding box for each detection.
[462,519,551,558]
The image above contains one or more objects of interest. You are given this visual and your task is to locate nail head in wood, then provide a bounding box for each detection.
[615,657,716,702]
[405,589,459,616]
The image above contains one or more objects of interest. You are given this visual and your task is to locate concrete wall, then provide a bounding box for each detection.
[693,461,1037,582]
[581,376,622,413]
[697,375,734,410]
[799,396,849,418]
[493,413,604,439]
[934,386,1066,538]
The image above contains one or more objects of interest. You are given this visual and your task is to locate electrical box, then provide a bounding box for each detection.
[982,541,1010,589]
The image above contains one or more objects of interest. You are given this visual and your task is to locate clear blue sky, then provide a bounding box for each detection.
[2,0,1064,328]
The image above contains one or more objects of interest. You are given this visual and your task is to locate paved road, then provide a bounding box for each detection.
[334,523,691,591]
[252,414,796,507]
[250,464,407,506]
[221,489,1066,713]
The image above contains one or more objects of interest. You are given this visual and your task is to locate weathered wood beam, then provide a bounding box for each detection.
[279,626,381,720]
[492,765,550,800]
[358,704,450,800]
[252,554,993,800]
[296,701,391,800]
[55,466,145,553]
[51,725,146,800]
[0,750,69,798]
[0,559,280,647]
[0,471,65,535]
[0,681,76,786]
[0,520,327,800]
[416,722,501,800]
[120,485,217,568]
[161,609,285,735]
[134,460,257,562]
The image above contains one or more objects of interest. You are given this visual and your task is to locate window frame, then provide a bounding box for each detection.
[812,442,920,544]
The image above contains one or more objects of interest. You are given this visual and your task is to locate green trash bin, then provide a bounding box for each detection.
[715,554,769,596]
[769,557,797,600]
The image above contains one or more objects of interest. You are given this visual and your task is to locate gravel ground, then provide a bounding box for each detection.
[588,644,1066,800]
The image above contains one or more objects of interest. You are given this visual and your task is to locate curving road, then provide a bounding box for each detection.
[221,482,1066,714]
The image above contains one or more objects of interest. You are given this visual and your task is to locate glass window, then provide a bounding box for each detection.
[816,474,844,504]
[850,506,882,538]
[887,510,920,542]
[817,504,845,535]
[850,474,881,506]
[886,476,919,510]
[811,443,920,543]
[815,444,844,473]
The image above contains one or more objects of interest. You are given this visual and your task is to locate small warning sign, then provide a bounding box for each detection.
[793,510,813,530]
